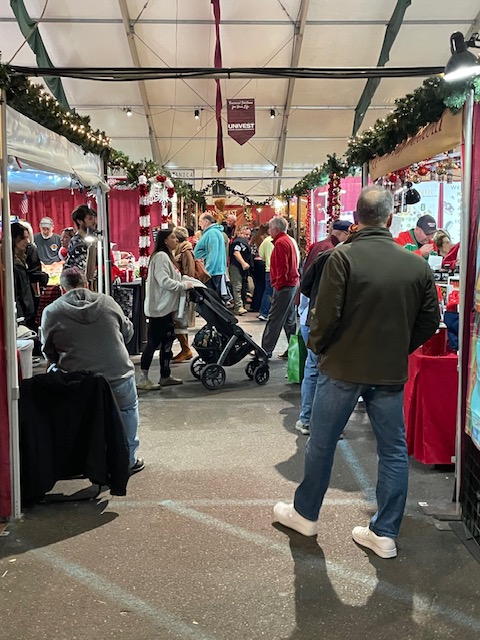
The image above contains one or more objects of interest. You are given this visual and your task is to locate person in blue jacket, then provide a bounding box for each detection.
[194,213,227,297]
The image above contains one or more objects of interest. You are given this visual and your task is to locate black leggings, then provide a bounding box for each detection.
[140,314,175,378]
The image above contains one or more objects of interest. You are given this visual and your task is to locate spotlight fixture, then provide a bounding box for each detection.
[270,108,276,119]
[444,31,480,82]
[194,109,200,119]
[404,181,421,205]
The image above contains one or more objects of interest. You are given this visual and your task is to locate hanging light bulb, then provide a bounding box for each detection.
[270,108,276,119]
[194,109,200,119]
[124,107,133,117]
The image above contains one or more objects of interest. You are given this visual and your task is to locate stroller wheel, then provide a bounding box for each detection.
[254,365,269,385]
[191,356,206,380]
[245,361,257,379]
[201,364,226,390]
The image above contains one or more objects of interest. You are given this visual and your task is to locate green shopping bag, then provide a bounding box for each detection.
[287,330,307,384]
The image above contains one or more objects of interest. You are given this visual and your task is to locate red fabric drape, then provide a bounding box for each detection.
[10,189,165,257]
[211,0,225,171]
[0,269,11,518]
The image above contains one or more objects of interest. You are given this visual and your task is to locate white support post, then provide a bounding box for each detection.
[95,186,110,296]
[0,89,22,520]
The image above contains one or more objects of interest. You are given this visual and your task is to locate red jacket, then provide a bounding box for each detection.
[394,229,424,257]
[270,232,299,291]
[303,236,338,274]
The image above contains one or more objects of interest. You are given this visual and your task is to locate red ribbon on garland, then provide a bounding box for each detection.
[211,0,225,171]
[326,172,341,223]
[306,190,312,252]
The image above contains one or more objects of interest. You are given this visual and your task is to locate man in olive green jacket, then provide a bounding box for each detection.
[274,187,440,559]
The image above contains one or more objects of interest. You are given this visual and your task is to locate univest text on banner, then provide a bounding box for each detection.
[227,99,256,146]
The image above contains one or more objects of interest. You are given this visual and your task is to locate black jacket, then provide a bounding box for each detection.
[19,371,130,503]
[300,249,333,326]
[308,227,440,385]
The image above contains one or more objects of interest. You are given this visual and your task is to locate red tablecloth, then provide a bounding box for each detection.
[404,350,458,465]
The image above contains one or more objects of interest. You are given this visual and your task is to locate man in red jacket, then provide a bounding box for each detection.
[261,217,299,358]
[394,214,437,258]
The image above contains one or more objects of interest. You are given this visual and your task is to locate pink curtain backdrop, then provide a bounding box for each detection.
[10,189,165,257]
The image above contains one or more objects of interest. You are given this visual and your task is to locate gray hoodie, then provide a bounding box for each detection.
[41,289,135,385]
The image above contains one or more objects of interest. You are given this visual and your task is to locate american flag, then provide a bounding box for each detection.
[20,192,28,216]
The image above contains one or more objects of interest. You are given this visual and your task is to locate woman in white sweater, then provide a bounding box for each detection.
[137,228,193,390]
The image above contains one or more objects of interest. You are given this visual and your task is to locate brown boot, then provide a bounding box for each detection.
[171,334,193,363]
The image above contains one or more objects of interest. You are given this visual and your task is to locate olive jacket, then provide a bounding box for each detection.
[308,227,440,385]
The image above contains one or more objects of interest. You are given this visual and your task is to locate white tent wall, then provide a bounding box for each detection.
[0,103,108,519]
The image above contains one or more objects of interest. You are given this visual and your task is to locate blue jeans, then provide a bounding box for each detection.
[294,371,408,539]
[111,376,139,467]
[299,325,318,425]
[259,272,273,317]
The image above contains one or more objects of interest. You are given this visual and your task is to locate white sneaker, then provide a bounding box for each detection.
[352,526,397,558]
[136,378,161,391]
[295,420,310,435]
[273,502,318,536]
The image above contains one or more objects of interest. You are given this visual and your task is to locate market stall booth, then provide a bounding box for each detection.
[0,103,108,520]
[365,96,480,546]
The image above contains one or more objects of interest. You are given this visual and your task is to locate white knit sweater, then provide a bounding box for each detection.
[144,252,189,318]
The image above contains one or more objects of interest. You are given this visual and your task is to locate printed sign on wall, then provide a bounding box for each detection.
[227,99,255,145]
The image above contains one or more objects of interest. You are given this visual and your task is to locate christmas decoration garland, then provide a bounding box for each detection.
[137,174,176,278]
[0,66,110,156]
[305,191,312,251]
[326,173,341,223]
[138,176,151,279]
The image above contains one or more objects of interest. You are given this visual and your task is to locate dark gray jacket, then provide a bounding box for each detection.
[308,227,440,385]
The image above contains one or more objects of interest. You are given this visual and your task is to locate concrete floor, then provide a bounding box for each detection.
[1,313,480,640]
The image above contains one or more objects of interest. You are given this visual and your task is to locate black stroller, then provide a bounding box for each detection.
[189,287,270,390]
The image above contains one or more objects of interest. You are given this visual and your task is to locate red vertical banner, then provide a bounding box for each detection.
[227,99,256,145]
[211,0,225,171]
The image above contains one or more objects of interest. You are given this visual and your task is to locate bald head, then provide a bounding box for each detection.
[356,187,393,228]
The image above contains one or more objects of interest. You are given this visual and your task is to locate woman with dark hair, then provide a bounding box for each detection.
[137,227,193,390]
[249,224,269,312]
[11,222,48,330]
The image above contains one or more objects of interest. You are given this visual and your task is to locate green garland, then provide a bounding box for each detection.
[282,74,480,198]
[0,67,110,156]
[346,75,480,167]
[281,154,354,199]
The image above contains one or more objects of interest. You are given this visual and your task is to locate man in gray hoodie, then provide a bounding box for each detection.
[41,267,144,474]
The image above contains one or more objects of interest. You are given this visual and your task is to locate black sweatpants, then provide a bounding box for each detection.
[140,314,175,378]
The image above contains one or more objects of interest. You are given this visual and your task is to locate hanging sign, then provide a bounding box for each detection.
[369,109,463,180]
[227,99,256,145]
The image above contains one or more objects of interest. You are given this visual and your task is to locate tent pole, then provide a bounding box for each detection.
[0,88,22,520]
[95,185,110,295]
[455,89,474,510]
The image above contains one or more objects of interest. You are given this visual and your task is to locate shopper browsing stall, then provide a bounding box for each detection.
[273,187,440,559]
[33,217,62,264]
[394,214,437,258]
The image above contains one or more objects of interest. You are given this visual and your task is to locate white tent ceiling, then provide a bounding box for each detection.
[1,0,479,200]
